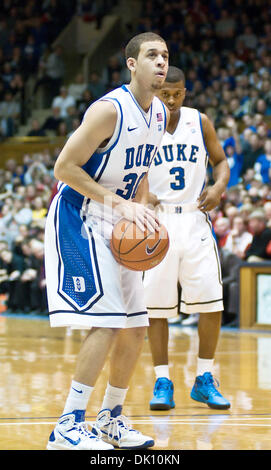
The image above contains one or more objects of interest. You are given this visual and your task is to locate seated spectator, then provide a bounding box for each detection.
[224,215,253,259]
[219,246,242,326]
[41,106,63,134]
[77,89,94,120]
[241,133,264,175]
[34,45,65,105]
[20,239,47,314]
[254,139,271,184]
[68,73,87,103]
[263,201,271,228]
[87,71,105,100]
[0,91,20,137]
[27,119,46,137]
[51,86,76,119]
[244,209,271,262]
[214,217,231,247]
[31,196,48,225]
[0,247,25,312]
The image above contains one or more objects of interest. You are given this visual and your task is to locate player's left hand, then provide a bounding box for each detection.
[197,186,222,212]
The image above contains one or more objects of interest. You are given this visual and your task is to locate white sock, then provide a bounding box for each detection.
[196,357,214,377]
[62,380,94,417]
[154,365,170,380]
[101,383,128,412]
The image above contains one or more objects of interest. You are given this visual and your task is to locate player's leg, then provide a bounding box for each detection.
[148,318,169,370]
[95,269,155,449]
[143,235,179,410]
[180,211,230,410]
[45,196,125,450]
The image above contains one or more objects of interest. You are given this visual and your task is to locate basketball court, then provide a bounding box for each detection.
[0,313,271,451]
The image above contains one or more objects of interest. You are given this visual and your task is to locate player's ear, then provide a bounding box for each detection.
[126,57,136,72]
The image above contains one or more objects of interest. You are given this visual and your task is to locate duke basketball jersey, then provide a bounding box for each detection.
[58,84,167,219]
[45,85,167,329]
[148,106,208,204]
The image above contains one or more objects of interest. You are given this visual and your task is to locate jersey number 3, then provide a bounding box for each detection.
[170,167,185,190]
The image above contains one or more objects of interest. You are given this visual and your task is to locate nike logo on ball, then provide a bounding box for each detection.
[145,239,162,255]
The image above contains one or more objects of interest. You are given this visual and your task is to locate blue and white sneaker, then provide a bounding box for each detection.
[190,372,231,410]
[47,410,114,450]
[150,377,175,410]
[96,406,155,449]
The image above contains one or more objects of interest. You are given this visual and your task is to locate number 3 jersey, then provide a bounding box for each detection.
[58,85,167,218]
[148,106,209,204]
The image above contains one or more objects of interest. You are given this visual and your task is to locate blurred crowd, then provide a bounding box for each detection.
[0,0,117,138]
[1,0,271,322]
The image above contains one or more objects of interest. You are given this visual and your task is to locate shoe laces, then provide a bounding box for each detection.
[154,378,171,395]
[105,415,138,441]
[199,373,222,397]
[75,421,102,440]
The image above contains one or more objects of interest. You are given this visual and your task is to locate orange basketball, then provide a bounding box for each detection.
[110,218,169,271]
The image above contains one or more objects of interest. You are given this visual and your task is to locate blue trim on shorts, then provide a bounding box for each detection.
[54,195,104,311]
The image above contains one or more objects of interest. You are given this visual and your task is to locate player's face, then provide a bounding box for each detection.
[158,81,186,114]
[129,41,169,91]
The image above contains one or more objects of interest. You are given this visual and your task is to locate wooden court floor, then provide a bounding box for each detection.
[0,314,271,451]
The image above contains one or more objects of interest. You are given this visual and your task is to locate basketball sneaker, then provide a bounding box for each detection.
[190,372,231,410]
[149,377,175,410]
[95,406,155,449]
[47,410,114,450]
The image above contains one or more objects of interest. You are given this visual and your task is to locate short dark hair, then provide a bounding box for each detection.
[166,66,185,84]
[125,32,166,60]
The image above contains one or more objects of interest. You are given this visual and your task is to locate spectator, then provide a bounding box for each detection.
[34,45,65,104]
[224,215,253,259]
[214,217,231,248]
[0,247,25,312]
[0,91,20,137]
[68,73,87,103]
[254,139,271,184]
[51,86,76,119]
[219,247,242,326]
[41,106,63,134]
[27,119,46,137]
[244,210,271,262]
[87,71,105,100]
[241,133,264,175]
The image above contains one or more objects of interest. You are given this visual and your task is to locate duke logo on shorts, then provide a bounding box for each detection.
[143,106,224,318]
[45,85,167,329]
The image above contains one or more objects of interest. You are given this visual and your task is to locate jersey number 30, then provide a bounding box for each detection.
[170,167,185,190]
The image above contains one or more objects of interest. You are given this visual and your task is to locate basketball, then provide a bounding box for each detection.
[110,218,169,271]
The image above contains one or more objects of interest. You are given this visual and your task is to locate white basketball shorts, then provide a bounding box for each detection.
[44,193,149,329]
[143,205,224,318]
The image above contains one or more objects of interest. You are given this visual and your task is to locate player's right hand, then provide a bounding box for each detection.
[115,201,160,233]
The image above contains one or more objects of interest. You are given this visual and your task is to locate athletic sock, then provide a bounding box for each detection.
[196,357,214,377]
[62,380,94,419]
[101,383,128,412]
[154,364,170,380]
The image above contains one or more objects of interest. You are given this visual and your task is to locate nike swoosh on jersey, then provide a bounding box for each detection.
[58,431,81,446]
[145,238,162,255]
[127,126,138,131]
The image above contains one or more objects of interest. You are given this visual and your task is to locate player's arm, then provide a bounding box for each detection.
[197,113,230,212]
[54,100,158,232]
[54,100,121,206]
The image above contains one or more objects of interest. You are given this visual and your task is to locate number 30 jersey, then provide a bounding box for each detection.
[59,85,167,210]
[148,106,209,204]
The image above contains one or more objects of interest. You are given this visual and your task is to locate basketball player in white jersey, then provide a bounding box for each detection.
[144,66,231,411]
[44,32,169,450]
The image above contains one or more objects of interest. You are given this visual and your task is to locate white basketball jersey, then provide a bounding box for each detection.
[59,85,167,212]
[148,106,208,204]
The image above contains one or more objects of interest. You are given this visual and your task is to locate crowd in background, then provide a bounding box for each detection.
[0,0,271,323]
